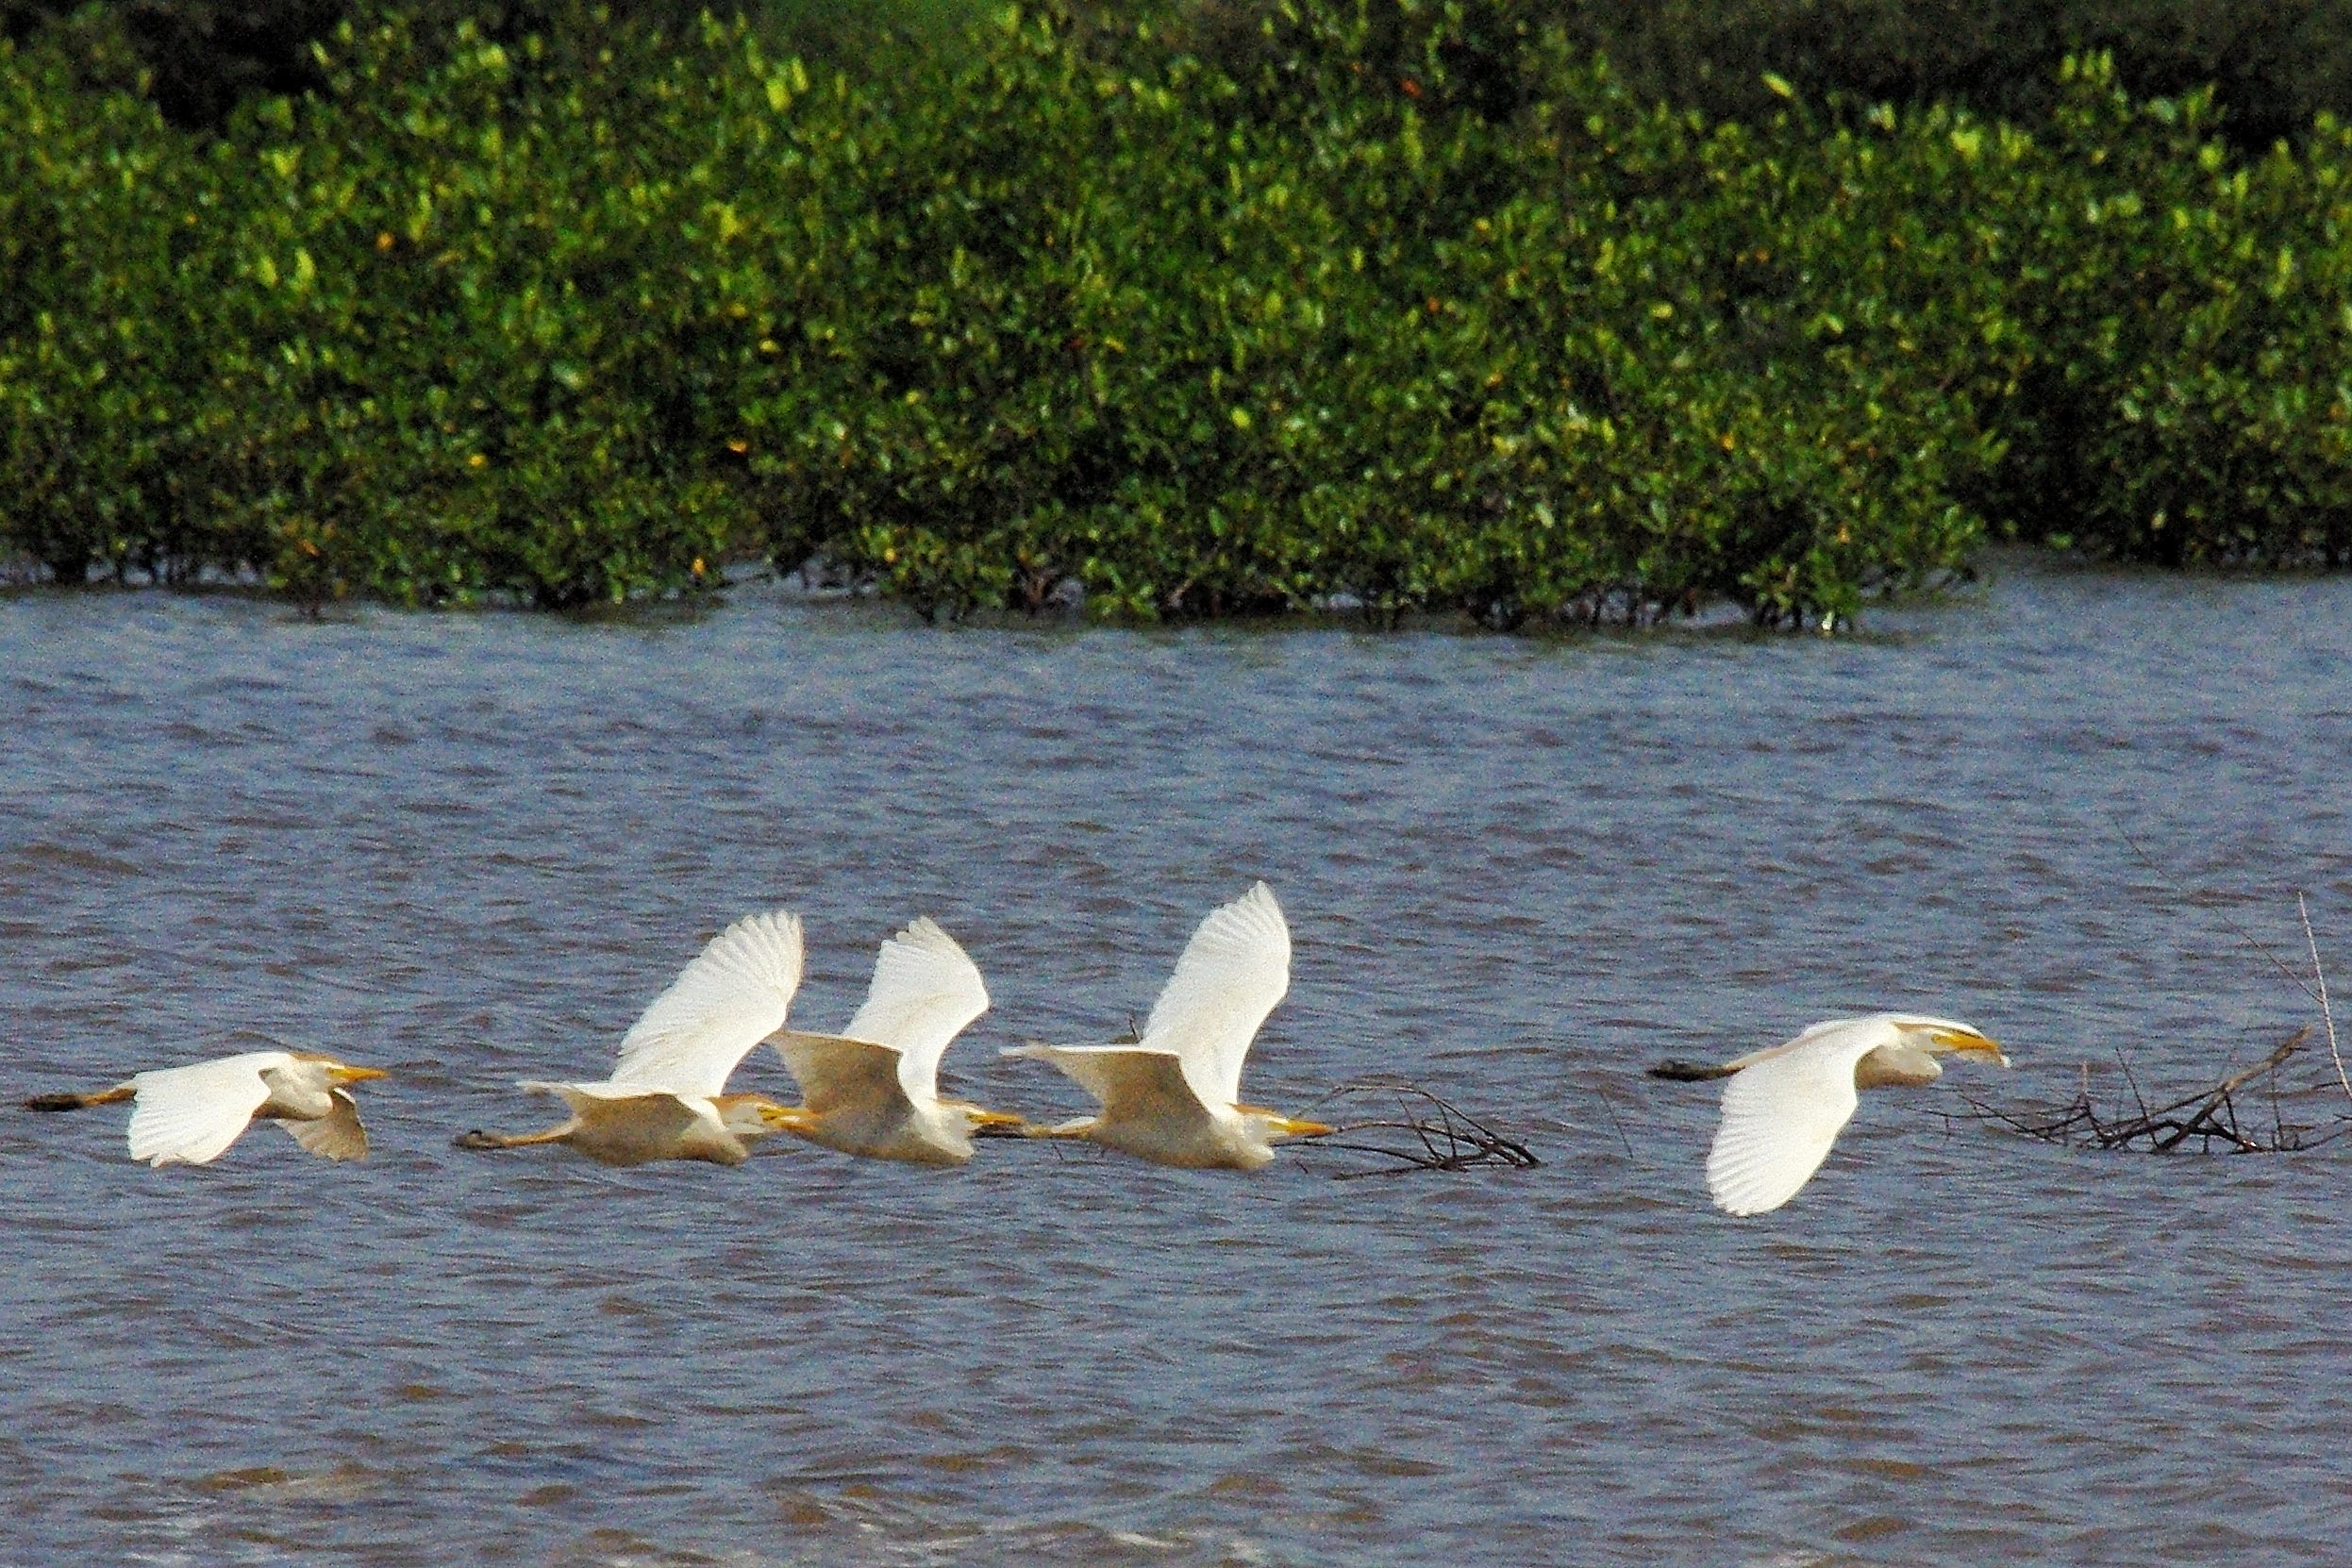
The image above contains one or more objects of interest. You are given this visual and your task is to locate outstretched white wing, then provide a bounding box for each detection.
[837,918,990,1102]
[1706,1018,1898,1216]
[774,1033,907,1115]
[125,1052,283,1167]
[1001,1044,1206,1124]
[1140,882,1291,1110]
[610,909,804,1098]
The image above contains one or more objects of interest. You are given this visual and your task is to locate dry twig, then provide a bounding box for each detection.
[1949,1027,2351,1153]
[2301,892,2348,1107]
[1292,1076,1542,1177]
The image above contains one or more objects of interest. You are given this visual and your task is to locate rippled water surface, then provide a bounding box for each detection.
[5,560,2351,1566]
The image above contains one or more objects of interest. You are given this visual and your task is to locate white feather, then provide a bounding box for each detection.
[1002,1043,1204,1124]
[829,917,989,1101]
[125,1052,285,1168]
[1140,882,1290,1110]
[1702,1013,1998,1215]
[609,909,804,1097]
[515,1078,740,1164]
[279,1090,370,1161]
[773,1034,906,1115]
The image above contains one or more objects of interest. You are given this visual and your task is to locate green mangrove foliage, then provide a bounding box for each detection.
[3,2,2350,623]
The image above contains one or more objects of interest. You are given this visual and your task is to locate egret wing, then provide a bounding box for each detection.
[521,1079,721,1163]
[774,1031,907,1116]
[1705,1021,1893,1216]
[1140,882,1290,1110]
[523,1077,690,1112]
[1003,1044,1205,1125]
[125,1052,282,1167]
[524,1078,712,1135]
[610,909,804,1097]
[836,918,989,1102]
[280,1090,370,1161]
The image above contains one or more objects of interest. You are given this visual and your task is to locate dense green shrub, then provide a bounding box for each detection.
[735,8,2000,626]
[203,11,781,607]
[1984,59,2352,564]
[0,19,211,585]
[3,2,2350,622]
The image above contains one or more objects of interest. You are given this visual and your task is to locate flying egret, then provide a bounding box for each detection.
[755,917,1022,1163]
[1649,1012,2009,1215]
[455,909,804,1167]
[1003,882,1332,1170]
[24,1050,389,1167]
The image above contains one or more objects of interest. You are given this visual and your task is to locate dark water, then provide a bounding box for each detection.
[4,559,2350,1566]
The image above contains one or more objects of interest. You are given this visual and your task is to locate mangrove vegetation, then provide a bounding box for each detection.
[4,0,2351,624]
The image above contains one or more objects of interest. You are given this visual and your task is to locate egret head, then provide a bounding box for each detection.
[1893,1016,2008,1067]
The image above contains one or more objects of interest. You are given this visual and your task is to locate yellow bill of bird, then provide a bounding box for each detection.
[756,916,1017,1164]
[455,908,805,1167]
[25,1050,389,1167]
[1002,881,1332,1170]
[1649,1012,2009,1215]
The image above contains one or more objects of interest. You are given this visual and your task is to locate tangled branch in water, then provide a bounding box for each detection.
[1291,1076,1542,1177]
[1947,1027,2352,1153]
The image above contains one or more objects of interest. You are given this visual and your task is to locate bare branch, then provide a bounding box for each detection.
[1293,1076,1541,1176]
[1950,1028,2338,1153]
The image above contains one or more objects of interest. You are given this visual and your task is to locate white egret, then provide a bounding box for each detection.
[25,1050,389,1167]
[756,917,1021,1163]
[1649,1012,2009,1215]
[1003,882,1332,1170]
[456,909,804,1167]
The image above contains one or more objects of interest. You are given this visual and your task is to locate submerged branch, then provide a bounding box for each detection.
[1292,1077,1542,1178]
[1949,1027,2352,1153]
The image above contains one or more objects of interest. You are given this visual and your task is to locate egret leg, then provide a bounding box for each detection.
[453,1121,577,1152]
[23,1084,136,1112]
[1646,1060,1739,1082]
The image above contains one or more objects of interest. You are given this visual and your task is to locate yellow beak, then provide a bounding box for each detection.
[757,1104,817,1132]
[1269,1115,1334,1139]
[965,1108,1026,1127]
[331,1065,390,1084]
[1931,1028,2010,1067]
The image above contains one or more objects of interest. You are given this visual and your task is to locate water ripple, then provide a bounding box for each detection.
[3,559,2351,1562]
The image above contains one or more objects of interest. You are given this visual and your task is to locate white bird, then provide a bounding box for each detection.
[25,1050,389,1167]
[456,909,804,1167]
[1649,1012,2009,1215]
[1003,882,1331,1170]
[756,917,1021,1163]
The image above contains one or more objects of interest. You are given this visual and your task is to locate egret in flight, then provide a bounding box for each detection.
[25,1050,388,1167]
[1649,1012,2008,1215]
[456,909,804,1167]
[755,917,1021,1163]
[1004,882,1331,1170]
